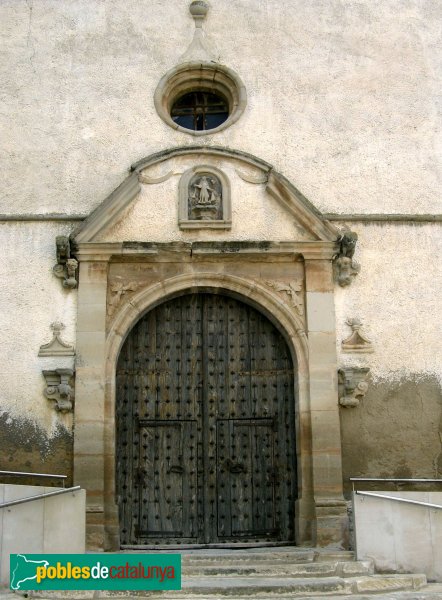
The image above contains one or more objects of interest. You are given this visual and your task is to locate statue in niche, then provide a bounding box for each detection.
[188,173,223,220]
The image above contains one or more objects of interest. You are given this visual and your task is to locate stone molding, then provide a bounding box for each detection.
[71,146,340,246]
[73,241,338,262]
[338,367,370,408]
[154,62,247,137]
[38,322,75,357]
[42,368,75,413]
[106,272,308,364]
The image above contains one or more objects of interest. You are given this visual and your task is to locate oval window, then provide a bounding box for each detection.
[171,91,229,132]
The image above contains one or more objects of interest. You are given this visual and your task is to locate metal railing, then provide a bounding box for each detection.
[0,486,81,509]
[351,477,442,510]
[355,490,442,510]
[0,470,67,487]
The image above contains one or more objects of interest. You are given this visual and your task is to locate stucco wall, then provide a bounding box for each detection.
[0,0,440,215]
[0,223,75,478]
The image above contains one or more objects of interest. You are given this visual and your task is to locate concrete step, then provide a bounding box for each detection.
[181,548,355,565]
[182,559,374,578]
[25,573,428,598]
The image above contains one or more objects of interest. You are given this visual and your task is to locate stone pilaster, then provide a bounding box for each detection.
[73,259,109,550]
[304,257,348,548]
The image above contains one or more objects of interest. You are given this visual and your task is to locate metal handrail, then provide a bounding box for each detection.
[356,490,442,510]
[0,470,67,488]
[0,486,81,509]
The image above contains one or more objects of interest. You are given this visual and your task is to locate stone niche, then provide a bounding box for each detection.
[178,165,231,229]
[70,145,348,552]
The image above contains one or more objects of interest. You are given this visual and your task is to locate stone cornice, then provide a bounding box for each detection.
[73,240,338,262]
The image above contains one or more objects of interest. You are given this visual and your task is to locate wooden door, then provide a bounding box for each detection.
[116,293,296,546]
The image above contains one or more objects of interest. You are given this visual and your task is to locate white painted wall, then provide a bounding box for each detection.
[335,222,442,384]
[0,485,86,586]
[354,491,442,582]
[0,0,440,215]
[0,223,76,431]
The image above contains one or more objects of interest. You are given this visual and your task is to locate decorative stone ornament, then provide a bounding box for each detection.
[153,2,247,135]
[107,279,139,317]
[42,368,75,412]
[342,318,373,353]
[334,232,360,286]
[179,166,231,229]
[265,281,304,316]
[338,367,370,408]
[38,322,75,357]
[53,236,78,289]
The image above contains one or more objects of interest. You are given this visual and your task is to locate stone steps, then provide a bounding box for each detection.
[124,574,427,597]
[182,559,374,578]
[19,547,435,599]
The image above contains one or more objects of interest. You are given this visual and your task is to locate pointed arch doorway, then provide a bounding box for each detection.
[116,291,297,546]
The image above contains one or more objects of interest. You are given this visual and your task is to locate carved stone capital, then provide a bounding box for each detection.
[338,367,370,408]
[43,368,75,413]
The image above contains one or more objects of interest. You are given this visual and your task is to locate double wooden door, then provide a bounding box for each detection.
[116,293,296,546]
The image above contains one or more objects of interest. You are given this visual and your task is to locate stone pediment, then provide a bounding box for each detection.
[72,146,339,246]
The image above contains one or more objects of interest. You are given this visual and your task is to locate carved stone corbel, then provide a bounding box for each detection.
[334,232,360,286]
[338,367,370,408]
[42,368,74,412]
[53,236,78,289]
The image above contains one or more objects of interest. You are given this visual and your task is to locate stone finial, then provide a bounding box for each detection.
[179,1,216,63]
[338,367,370,408]
[38,322,75,357]
[342,318,373,353]
[189,1,209,27]
[43,368,75,412]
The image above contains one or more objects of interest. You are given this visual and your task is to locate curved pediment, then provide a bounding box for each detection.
[72,146,339,245]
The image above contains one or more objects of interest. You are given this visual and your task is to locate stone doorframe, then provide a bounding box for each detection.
[70,146,349,551]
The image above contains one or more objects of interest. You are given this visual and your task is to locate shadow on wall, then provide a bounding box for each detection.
[0,413,73,486]
[340,376,442,493]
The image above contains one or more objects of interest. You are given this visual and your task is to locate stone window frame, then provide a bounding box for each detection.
[154,62,247,136]
[178,164,231,229]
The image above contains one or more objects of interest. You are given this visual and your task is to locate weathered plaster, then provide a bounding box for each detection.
[335,223,442,384]
[340,376,442,491]
[0,412,73,484]
[0,223,76,433]
[0,1,440,215]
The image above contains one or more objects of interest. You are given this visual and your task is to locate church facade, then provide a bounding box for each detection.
[0,0,440,550]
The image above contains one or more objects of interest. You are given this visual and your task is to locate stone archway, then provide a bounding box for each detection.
[71,146,348,551]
